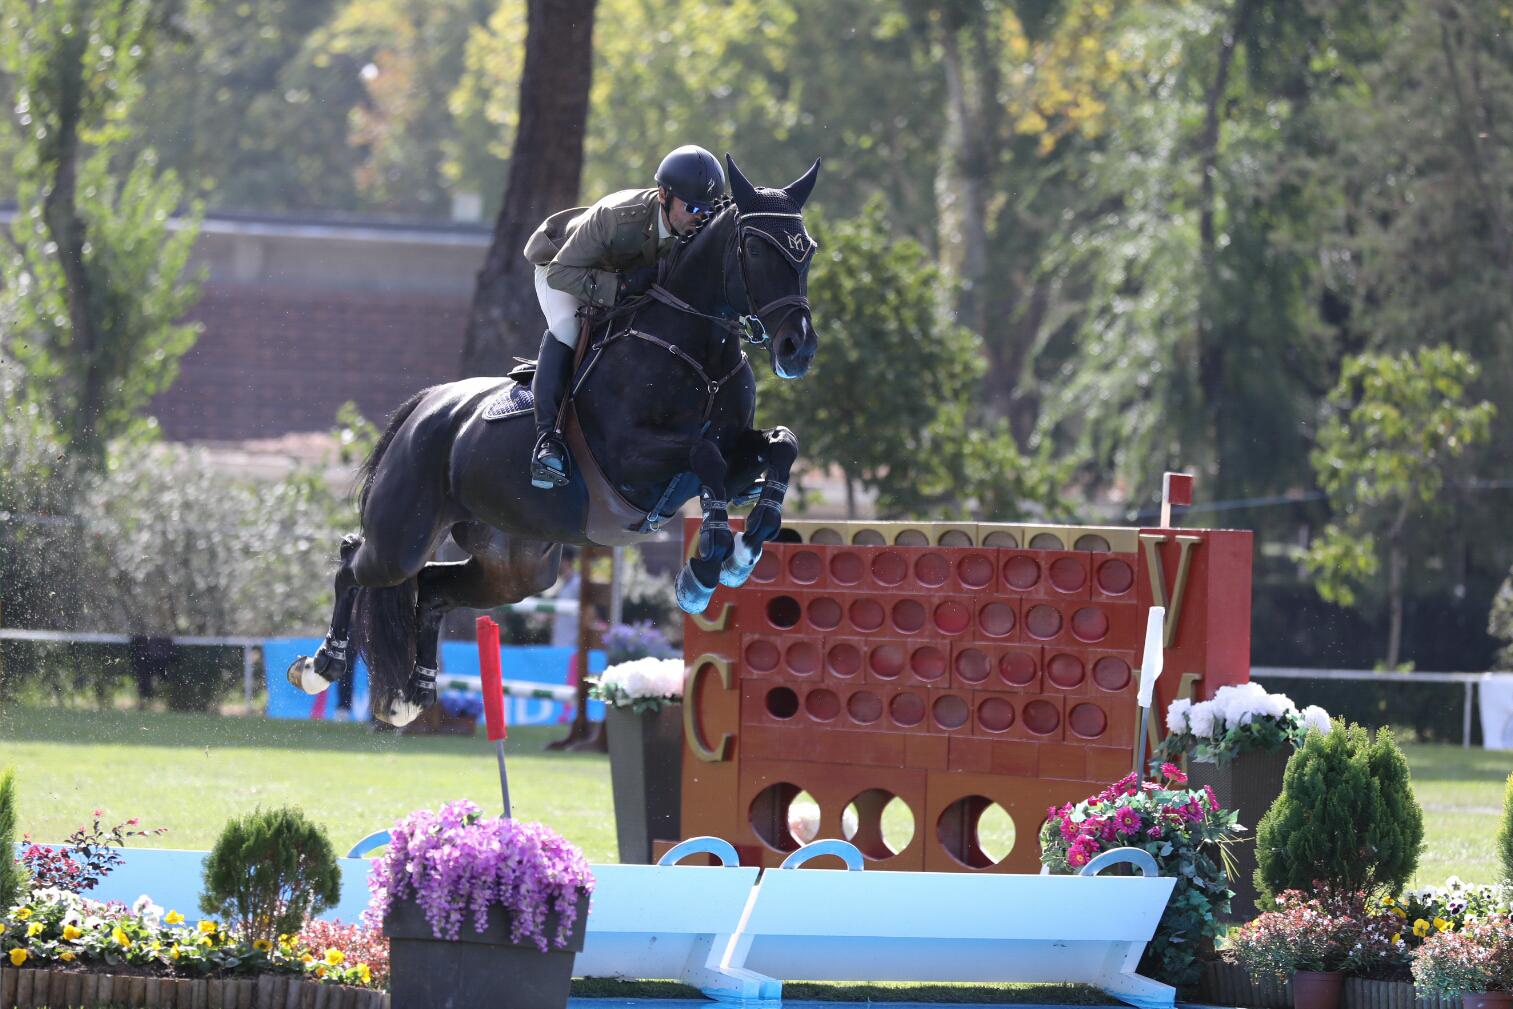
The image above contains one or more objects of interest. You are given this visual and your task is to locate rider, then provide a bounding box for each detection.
[522,145,727,490]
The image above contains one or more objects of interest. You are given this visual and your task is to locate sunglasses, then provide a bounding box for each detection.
[682,199,711,216]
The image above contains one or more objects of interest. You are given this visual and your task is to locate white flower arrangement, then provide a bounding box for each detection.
[589,656,684,713]
[1157,683,1332,766]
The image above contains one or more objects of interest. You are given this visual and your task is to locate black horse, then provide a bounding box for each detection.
[287,155,820,725]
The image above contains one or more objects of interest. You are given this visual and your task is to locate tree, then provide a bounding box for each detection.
[201,807,341,941]
[1302,347,1494,668]
[1,0,204,469]
[458,0,597,376]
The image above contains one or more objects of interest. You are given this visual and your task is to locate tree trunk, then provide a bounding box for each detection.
[1385,501,1411,669]
[844,473,857,520]
[458,0,598,378]
[933,14,994,341]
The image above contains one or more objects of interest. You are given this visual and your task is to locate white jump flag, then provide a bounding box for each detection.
[1133,606,1166,775]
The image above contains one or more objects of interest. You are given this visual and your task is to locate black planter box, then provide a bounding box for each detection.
[1188,748,1290,920]
[606,703,683,864]
[384,893,589,1009]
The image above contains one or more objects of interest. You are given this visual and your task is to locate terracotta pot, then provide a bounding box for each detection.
[1293,970,1345,1009]
[1462,993,1513,1009]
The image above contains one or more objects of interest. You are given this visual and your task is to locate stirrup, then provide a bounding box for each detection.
[531,432,571,489]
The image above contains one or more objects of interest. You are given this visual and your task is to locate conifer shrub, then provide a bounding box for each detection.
[0,769,21,911]
[1253,721,1422,903]
[1498,771,1513,883]
[200,807,341,941]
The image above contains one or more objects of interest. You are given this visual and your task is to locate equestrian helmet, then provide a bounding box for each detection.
[655,145,726,208]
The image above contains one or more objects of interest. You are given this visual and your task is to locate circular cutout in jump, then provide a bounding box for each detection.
[868,643,905,679]
[1000,650,1037,686]
[843,789,916,860]
[955,647,991,684]
[772,528,802,544]
[785,641,820,676]
[872,550,907,585]
[846,689,883,724]
[895,529,929,546]
[829,550,865,585]
[1075,533,1112,552]
[744,639,780,673]
[751,551,781,582]
[982,530,1019,548]
[1046,652,1085,689]
[1022,698,1061,735]
[977,697,1015,733]
[765,686,799,720]
[932,694,970,729]
[1071,606,1109,642]
[936,795,1015,868]
[852,528,886,546]
[1068,701,1108,738]
[766,595,801,629]
[789,550,823,584]
[1003,555,1040,591]
[848,598,885,632]
[891,599,926,634]
[933,600,971,635]
[805,688,842,722]
[810,527,844,545]
[807,596,842,630]
[1093,655,1132,691]
[749,782,808,852]
[826,642,862,678]
[914,552,950,587]
[888,691,926,726]
[910,644,947,682]
[957,553,995,589]
[938,529,974,547]
[1095,558,1134,595]
[976,803,1016,864]
[1029,532,1066,550]
[1025,604,1062,639]
[1048,556,1088,593]
[978,601,1016,638]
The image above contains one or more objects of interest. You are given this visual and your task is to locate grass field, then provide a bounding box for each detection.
[0,706,1507,888]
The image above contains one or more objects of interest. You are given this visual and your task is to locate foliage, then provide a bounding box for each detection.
[1039,764,1241,986]
[1227,889,1408,982]
[1384,878,1513,957]
[2,887,377,983]
[1156,684,1331,767]
[1411,913,1513,997]
[1254,721,1424,903]
[1500,774,1513,884]
[0,0,205,466]
[589,656,683,713]
[1489,575,1513,671]
[18,809,165,894]
[200,807,342,942]
[363,800,593,952]
[0,770,19,913]
[294,919,388,987]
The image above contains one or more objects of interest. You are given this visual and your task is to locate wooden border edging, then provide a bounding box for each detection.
[1199,962,1463,1009]
[0,967,389,1009]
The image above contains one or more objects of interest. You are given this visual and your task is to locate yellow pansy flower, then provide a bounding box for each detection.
[12,909,30,920]
[314,965,327,978]
[25,922,42,937]
[113,925,132,948]
[357,964,372,984]
[170,945,181,960]
[1381,896,1395,906]
[1391,906,1407,919]
[1412,918,1431,937]
[1393,932,1403,943]
[198,920,219,934]
[59,951,76,962]
[253,939,273,952]
[324,948,345,966]
[300,953,315,964]
[197,935,213,947]
[164,911,184,925]
[8,949,27,966]
[62,924,83,941]
[1434,918,1452,932]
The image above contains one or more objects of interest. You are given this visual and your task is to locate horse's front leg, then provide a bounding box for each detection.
[719,426,798,588]
[675,438,735,615]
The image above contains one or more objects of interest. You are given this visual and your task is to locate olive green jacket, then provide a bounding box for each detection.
[523,187,676,308]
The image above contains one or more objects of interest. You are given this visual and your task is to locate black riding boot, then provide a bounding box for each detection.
[530,332,575,489]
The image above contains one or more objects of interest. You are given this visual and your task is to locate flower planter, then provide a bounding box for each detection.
[605,703,682,864]
[1199,962,1464,1009]
[1294,970,1346,1009]
[1187,748,1290,919]
[0,966,386,1009]
[383,893,589,1009]
[1462,995,1513,1009]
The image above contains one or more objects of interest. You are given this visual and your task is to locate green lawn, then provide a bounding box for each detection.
[0,707,1506,888]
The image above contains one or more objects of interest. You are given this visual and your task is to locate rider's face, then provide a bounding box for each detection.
[664,192,707,236]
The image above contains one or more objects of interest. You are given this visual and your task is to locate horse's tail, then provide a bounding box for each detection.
[351,574,418,723]
[354,386,434,512]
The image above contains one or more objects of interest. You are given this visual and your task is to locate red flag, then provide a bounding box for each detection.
[476,616,507,741]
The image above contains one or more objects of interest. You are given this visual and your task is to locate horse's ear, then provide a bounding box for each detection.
[726,153,758,210]
[784,157,821,209]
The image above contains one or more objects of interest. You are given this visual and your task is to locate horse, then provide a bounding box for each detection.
[285,155,821,726]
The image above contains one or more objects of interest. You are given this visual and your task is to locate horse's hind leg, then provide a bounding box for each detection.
[286,533,364,694]
[718,426,799,588]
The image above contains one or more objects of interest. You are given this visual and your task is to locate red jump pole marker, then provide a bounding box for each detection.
[476,615,511,817]
[1160,471,1194,529]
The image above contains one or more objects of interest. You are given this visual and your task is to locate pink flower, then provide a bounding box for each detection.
[1114,807,1143,835]
[93,809,105,818]
[1204,785,1220,811]
[1160,762,1188,784]
[1059,816,1080,841]
[1146,825,1163,838]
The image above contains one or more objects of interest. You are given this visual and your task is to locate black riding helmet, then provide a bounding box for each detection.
[654,145,726,212]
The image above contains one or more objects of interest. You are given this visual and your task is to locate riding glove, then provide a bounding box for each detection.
[617,264,659,300]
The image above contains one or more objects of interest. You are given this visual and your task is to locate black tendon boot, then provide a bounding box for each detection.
[530,332,575,489]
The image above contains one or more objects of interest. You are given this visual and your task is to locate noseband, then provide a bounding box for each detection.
[726,211,814,347]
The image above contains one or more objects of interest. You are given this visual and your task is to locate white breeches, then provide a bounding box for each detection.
[535,265,584,349]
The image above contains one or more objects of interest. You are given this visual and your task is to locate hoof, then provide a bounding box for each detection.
[676,564,717,615]
[719,535,762,588]
[379,696,425,727]
[286,655,334,695]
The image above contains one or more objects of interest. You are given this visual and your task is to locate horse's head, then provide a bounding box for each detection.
[725,154,820,380]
